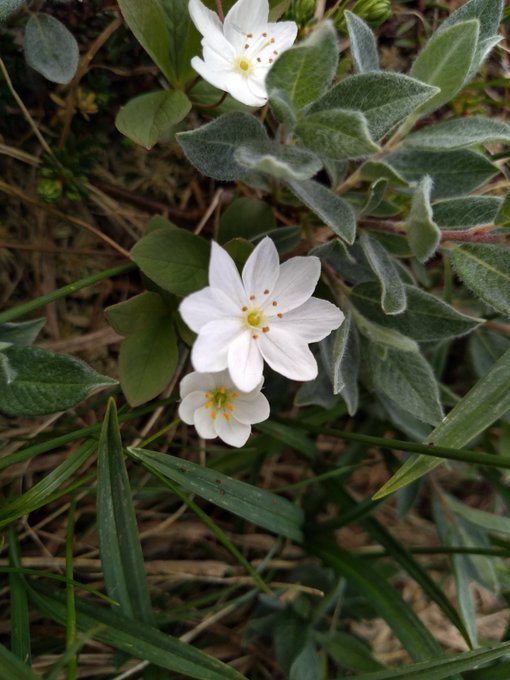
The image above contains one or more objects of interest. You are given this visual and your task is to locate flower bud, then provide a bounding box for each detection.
[283,0,315,26]
[37,178,63,203]
[334,0,392,32]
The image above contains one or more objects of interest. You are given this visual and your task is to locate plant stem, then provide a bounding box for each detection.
[66,498,77,680]
[0,263,136,325]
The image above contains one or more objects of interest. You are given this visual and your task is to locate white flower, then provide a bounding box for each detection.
[178,369,269,447]
[188,0,298,107]
[179,237,344,392]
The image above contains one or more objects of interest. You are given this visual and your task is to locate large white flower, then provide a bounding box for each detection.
[188,0,298,107]
[178,370,269,447]
[179,237,344,392]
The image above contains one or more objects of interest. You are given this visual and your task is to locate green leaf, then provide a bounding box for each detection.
[438,0,503,79]
[8,529,31,666]
[353,641,510,680]
[287,179,356,244]
[410,20,479,117]
[296,109,379,161]
[469,328,510,378]
[495,192,510,227]
[0,440,95,529]
[24,14,79,84]
[352,308,418,352]
[309,540,442,661]
[0,319,45,348]
[0,643,41,680]
[373,347,510,498]
[266,21,338,112]
[365,342,443,425]
[117,0,175,84]
[351,282,483,342]
[98,401,156,623]
[345,11,379,73]
[387,149,498,199]
[446,493,510,537]
[116,90,191,149]
[361,178,388,216]
[106,292,178,406]
[219,197,276,243]
[128,447,305,542]
[29,584,247,680]
[309,72,439,141]
[235,141,322,180]
[405,175,441,262]
[359,232,407,314]
[450,243,510,317]
[405,116,510,150]
[160,0,198,84]
[0,0,26,23]
[0,347,116,417]
[176,112,268,180]
[131,227,210,297]
[320,631,385,673]
[359,160,409,186]
[433,196,501,229]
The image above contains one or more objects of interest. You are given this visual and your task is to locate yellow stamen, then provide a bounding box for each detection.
[277,313,283,319]
[218,386,225,394]
[205,391,213,397]
[272,300,278,306]
[262,326,270,333]
[227,404,235,412]
[223,413,231,421]
[211,411,217,420]
[264,289,270,294]
[205,401,213,409]
[247,309,263,327]
[231,393,239,399]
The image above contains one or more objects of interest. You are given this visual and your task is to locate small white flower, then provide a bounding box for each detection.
[188,0,298,107]
[178,370,270,447]
[179,237,344,392]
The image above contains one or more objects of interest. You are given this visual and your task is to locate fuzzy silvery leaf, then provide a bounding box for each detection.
[295,109,380,161]
[365,341,443,425]
[405,176,441,263]
[116,90,191,149]
[353,310,418,353]
[360,179,389,216]
[359,232,407,315]
[386,149,498,199]
[268,88,296,127]
[309,72,439,141]
[294,362,339,409]
[450,243,510,317]
[176,112,268,180]
[404,117,510,150]
[266,20,338,112]
[495,193,510,227]
[345,10,379,73]
[0,0,25,22]
[0,319,46,348]
[437,0,503,80]
[326,312,360,415]
[24,14,79,84]
[469,329,510,379]
[410,20,479,117]
[359,161,409,187]
[351,282,484,342]
[287,179,357,244]
[313,240,374,285]
[0,346,116,417]
[433,196,502,230]
[235,141,322,180]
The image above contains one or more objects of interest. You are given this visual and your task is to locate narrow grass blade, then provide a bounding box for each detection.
[65,500,77,680]
[0,440,96,528]
[373,347,510,498]
[97,400,155,623]
[0,643,41,680]
[308,539,442,661]
[353,639,510,679]
[128,447,304,542]
[29,583,248,680]
[8,527,31,665]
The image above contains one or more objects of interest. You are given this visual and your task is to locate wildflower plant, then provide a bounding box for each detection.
[1,0,510,678]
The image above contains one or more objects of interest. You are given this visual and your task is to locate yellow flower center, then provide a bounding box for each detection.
[246,309,264,328]
[239,59,250,72]
[205,387,239,421]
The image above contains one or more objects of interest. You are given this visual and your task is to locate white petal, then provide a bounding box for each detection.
[179,286,238,333]
[191,319,243,372]
[275,297,345,342]
[179,371,216,397]
[188,0,224,40]
[266,21,298,52]
[209,241,247,308]
[190,56,234,94]
[264,255,321,314]
[194,406,217,439]
[233,392,270,425]
[178,390,208,423]
[214,412,251,447]
[224,0,269,47]
[242,236,280,299]
[224,74,267,107]
[258,326,318,381]
[245,73,269,100]
[227,330,264,392]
